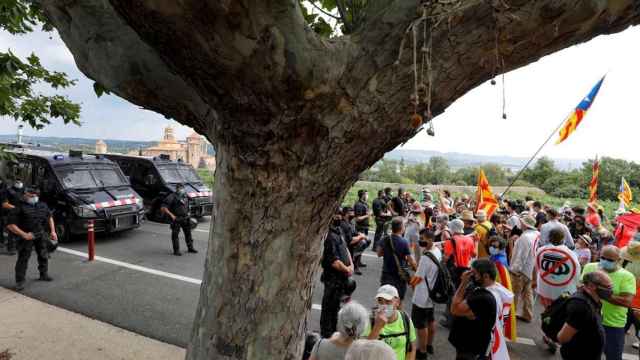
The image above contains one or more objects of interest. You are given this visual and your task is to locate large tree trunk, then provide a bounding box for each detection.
[188,142,347,359]
[41,1,640,359]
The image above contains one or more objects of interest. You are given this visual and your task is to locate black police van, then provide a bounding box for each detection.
[95,153,213,221]
[0,147,145,241]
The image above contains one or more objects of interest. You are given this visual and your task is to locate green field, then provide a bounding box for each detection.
[343,181,622,221]
[196,169,215,189]
[195,171,622,221]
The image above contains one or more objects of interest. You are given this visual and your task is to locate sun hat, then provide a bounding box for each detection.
[520,215,537,230]
[461,210,475,222]
[476,210,487,222]
[622,241,640,262]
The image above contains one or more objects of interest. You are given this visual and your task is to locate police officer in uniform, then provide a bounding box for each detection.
[161,183,197,256]
[319,207,354,338]
[6,187,57,291]
[2,180,25,255]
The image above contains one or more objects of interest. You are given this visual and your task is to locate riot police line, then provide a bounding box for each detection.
[0,145,212,290]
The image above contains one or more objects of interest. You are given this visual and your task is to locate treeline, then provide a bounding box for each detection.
[360,156,640,201]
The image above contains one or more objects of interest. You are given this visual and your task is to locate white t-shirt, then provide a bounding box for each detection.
[412,248,442,309]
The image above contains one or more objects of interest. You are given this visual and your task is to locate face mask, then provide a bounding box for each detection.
[600,259,617,272]
[419,241,430,248]
[489,246,500,255]
[26,196,38,205]
[332,218,342,227]
[381,304,395,318]
[596,286,613,300]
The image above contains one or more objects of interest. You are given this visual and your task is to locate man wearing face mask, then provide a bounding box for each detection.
[557,270,612,360]
[6,187,58,291]
[582,245,636,360]
[320,207,354,338]
[161,183,197,256]
[449,259,498,360]
[366,284,417,360]
[2,180,25,255]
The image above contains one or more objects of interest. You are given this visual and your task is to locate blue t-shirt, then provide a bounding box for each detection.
[382,234,411,277]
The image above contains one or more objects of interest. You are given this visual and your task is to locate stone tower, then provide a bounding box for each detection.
[163,126,176,142]
[95,139,107,154]
[186,132,203,168]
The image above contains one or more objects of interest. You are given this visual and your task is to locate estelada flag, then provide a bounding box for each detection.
[556,76,605,145]
[619,177,633,207]
[476,169,499,218]
[588,157,600,204]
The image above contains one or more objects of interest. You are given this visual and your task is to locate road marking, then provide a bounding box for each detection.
[512,337,536,346]
[194,229,209,233]
[57,247,203,285]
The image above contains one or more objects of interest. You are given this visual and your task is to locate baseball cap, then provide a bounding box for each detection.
[375,284,399,300]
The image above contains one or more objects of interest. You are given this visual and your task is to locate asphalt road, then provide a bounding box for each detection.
[0,219,638,359]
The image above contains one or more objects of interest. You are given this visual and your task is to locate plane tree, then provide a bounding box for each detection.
[39,0,640,359]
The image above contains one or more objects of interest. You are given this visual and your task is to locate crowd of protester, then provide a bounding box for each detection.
[308,186,640,360]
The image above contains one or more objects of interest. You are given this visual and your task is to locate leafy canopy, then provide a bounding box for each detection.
[0,0,80,130]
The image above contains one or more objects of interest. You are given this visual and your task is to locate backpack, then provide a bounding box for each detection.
[478,222,497,238]
[374,310,413,354]
[424,251,454,304]
[540,292,595,342]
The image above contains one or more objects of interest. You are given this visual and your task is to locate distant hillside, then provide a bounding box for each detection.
[386,149,585,171]
[0,134,215,156]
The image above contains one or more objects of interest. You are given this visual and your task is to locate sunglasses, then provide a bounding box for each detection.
[601,256,618,262]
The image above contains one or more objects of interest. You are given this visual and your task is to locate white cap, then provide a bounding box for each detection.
[375,285,399,301]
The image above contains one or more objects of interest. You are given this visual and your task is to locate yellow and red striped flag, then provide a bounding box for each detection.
[588,157,600,204]
[556,76,605,145]
[476,169,499,218]
[619,177,633,207]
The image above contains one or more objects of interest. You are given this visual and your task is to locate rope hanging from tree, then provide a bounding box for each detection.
[395,0,468,134]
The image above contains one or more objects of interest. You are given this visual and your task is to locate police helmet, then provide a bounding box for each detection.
[343,277,357,297]
[189,217,198,230]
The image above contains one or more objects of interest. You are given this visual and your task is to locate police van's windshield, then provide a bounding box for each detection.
[55,165,128,189]
[157,164,201,184]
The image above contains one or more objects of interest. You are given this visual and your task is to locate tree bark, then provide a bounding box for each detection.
[188,142,353,359]
[40,0,640,359]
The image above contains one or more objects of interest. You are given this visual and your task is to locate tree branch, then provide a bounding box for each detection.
[307,1,341,20]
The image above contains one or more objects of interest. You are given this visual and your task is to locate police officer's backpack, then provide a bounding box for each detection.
[424,252,454,304]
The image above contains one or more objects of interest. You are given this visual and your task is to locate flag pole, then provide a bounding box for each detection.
[500,111,573,198]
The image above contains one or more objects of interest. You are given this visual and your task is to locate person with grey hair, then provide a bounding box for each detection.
[310,302,369,360]
[344,340,397,360]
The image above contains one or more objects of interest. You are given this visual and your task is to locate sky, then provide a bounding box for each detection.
[2,22,640,161]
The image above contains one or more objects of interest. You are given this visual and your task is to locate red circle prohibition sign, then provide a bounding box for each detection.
[536,247,577,287]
